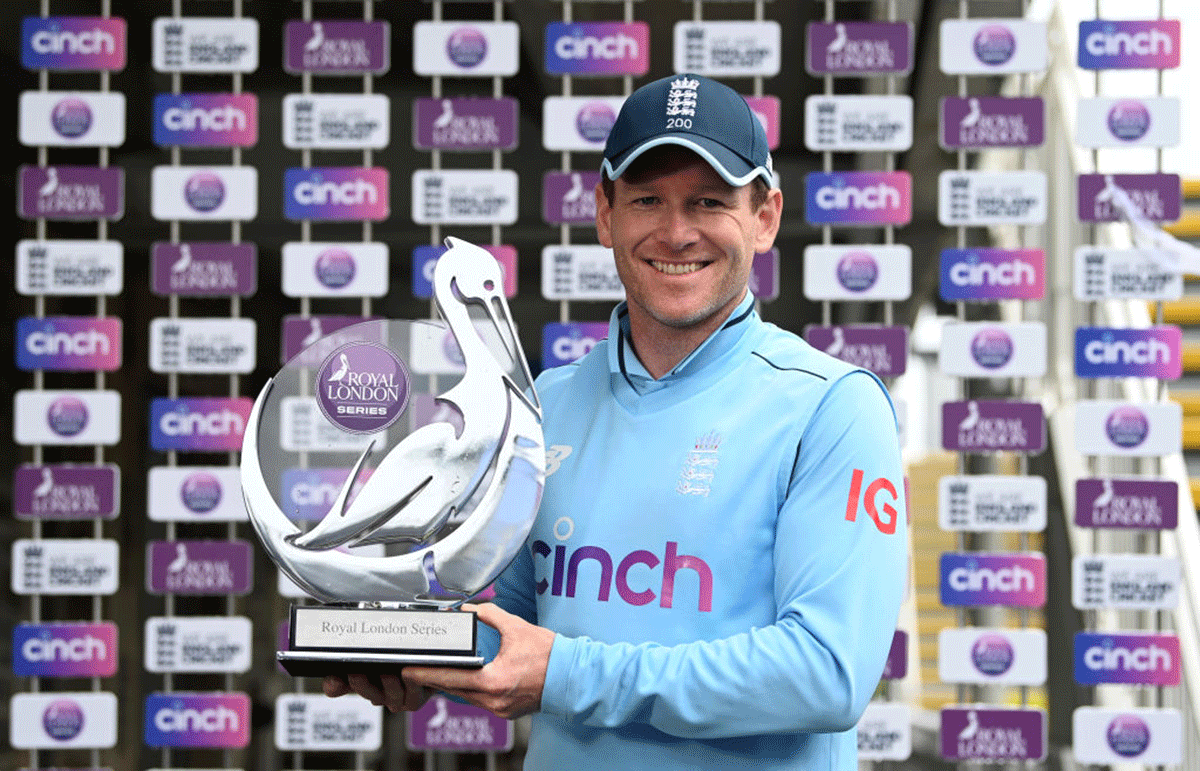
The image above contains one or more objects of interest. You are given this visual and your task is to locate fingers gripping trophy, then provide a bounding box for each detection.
[241,237,545,675]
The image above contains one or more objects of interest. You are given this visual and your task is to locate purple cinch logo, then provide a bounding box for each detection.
[316,342,410,435]
[315,247,356,289]
[48,396,89,437]
[971,633,1015,676]
[43,699,85,741]
[1106,406,1149,448]
[973,25,1017,66]
[447,26,487,68]
[184,172,225,213]
[1107,100,1151,142]
[181,471,223,514]
[51,97,92,139]
[836,251,879,292]
[1107,714,1150,758]
[576,101,617,143]
[971,327,1014,369]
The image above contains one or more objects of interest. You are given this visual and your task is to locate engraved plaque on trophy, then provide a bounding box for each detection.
[241,237,544,675]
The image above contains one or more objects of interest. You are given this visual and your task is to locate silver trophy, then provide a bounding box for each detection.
[240,237,544,675]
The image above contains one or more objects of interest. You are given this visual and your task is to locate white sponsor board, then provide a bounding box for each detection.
[282,242,389,297]
[1074,400,1182,457]
[802,245,912,301]
[939,171,1047,226]
[938,627,1047,685]
[145,615,253,673]
[541,245,624,301]
[939,474,1047,532]
[804,95,913,152]
[20,91,126,147]
[12,538,119,595]
[275,694,383,751]
[16,239,124,296]
[279,396,377,454]
[152,17,259,73]
[151,166,259,221]
[148,466,248,522]
[10,692,118,749]
[1073,707,1181,764]
[1072,554,1180,610]
[542,96,626,152]
[940,20,1047,75]
[412,169,518,225]
[413,22,519,76]
[15,389,121,446]
[938,322,1047,378]
[150,317,257,374]
[856,703,911,761]
[672,21,781,77]
[1073,246,1182,301]
[1076,97,1179,149]
[282,93,390,150]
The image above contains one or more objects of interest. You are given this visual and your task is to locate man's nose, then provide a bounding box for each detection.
[656,206,699,251]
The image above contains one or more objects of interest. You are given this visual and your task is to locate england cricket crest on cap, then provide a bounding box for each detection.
[678,431,720,496]
[666,77,699,123]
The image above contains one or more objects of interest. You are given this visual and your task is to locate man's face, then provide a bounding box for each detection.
[595,151,781,336]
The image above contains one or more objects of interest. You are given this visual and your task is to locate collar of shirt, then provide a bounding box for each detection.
[606,291,758,397]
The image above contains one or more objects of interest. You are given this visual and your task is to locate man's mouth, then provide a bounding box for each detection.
[648,260,708,276]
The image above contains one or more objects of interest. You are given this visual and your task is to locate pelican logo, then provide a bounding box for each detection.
[415,97,517,151]
[316,342,410,435]
[940,707,1045,761]
[1107,715,1150,758]
[809,21,910,75]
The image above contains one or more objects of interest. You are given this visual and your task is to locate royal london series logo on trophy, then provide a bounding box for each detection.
[241,237,545,676]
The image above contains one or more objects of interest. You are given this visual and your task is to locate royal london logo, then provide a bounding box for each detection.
[677,431,720,497]
[666,76,699,120]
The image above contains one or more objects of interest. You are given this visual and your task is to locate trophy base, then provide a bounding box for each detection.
[278,650,485,677]
[282,603,482,677]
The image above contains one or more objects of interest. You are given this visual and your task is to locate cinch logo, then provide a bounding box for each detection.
[816,181,901,211]
[948,563,1036,593]
[161,408,243,437]
[25,327,111,357]
[32,26,116,56]
[554,31,639,60]
[1083,642,1172,672]
[22,633,107,663]
[1083,336,1170,365]
[949,257,1037,287]
[1074,633,1180,685]
[154,704,240,733]
[553,334,599,361]
[1085,27,1173,58]
[1075,328,1181,379]
[844,468,899,534]
[295,178,378,206]
[162,104,248,133]
[532,539,713,612]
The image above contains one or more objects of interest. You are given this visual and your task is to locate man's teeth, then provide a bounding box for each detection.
[650,260,704,275]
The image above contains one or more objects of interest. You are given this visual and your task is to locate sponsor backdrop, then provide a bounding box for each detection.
[5,1,1187,770]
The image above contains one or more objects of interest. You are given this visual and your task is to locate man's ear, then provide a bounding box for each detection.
[595,183,613,248]
[753,188,783,254]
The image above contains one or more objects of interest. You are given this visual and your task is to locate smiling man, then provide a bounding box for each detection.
[327,73,908,770]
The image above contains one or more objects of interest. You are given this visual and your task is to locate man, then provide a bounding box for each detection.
[327,73,907,769]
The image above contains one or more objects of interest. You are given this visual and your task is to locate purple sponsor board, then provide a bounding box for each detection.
[14,463,119,520]
[943,400,1045,453]
[284,21,389,75]
[150,397,252,452]
[940,707,1046,761]
[542,322,609,368]
[16,316,122,371]
[13,622,118,677]
[1078,19,1180,70]
[806,22,912,75]
[1074,633,1180,685]
[413,97,518,151]
[750,249,779,301]
[281,315,383,364]
[940,552,1046,607]
[881,630,907,680]
[1074,478,1177,530]
[281,467,374,522]
[146,540,253,595]
[144,692,249,747]
[284,166,389,221]
[940,248,1045,301]
[744,96,781,150]
[1075,326,1181,379]
[407,696,512,752]
[1078,173,1181,223]
[151,242,257,297]
[543,171,601,224]
[544,22,648,76]
[940,97,1044,149]
[19,165,123,220]
[153,93,258,148]
[23,16,127,71]
[804,325,907,377]
[805,171,911,226]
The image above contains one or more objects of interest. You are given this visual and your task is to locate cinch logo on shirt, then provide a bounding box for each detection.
[532,539,712,612]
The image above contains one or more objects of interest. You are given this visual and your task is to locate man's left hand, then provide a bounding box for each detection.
[403,602,555,720]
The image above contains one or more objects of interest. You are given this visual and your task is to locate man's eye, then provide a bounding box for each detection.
[632,196,657,205]
[697,198,724,208]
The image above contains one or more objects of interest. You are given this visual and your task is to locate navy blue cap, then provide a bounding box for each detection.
[601,73,774,189]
